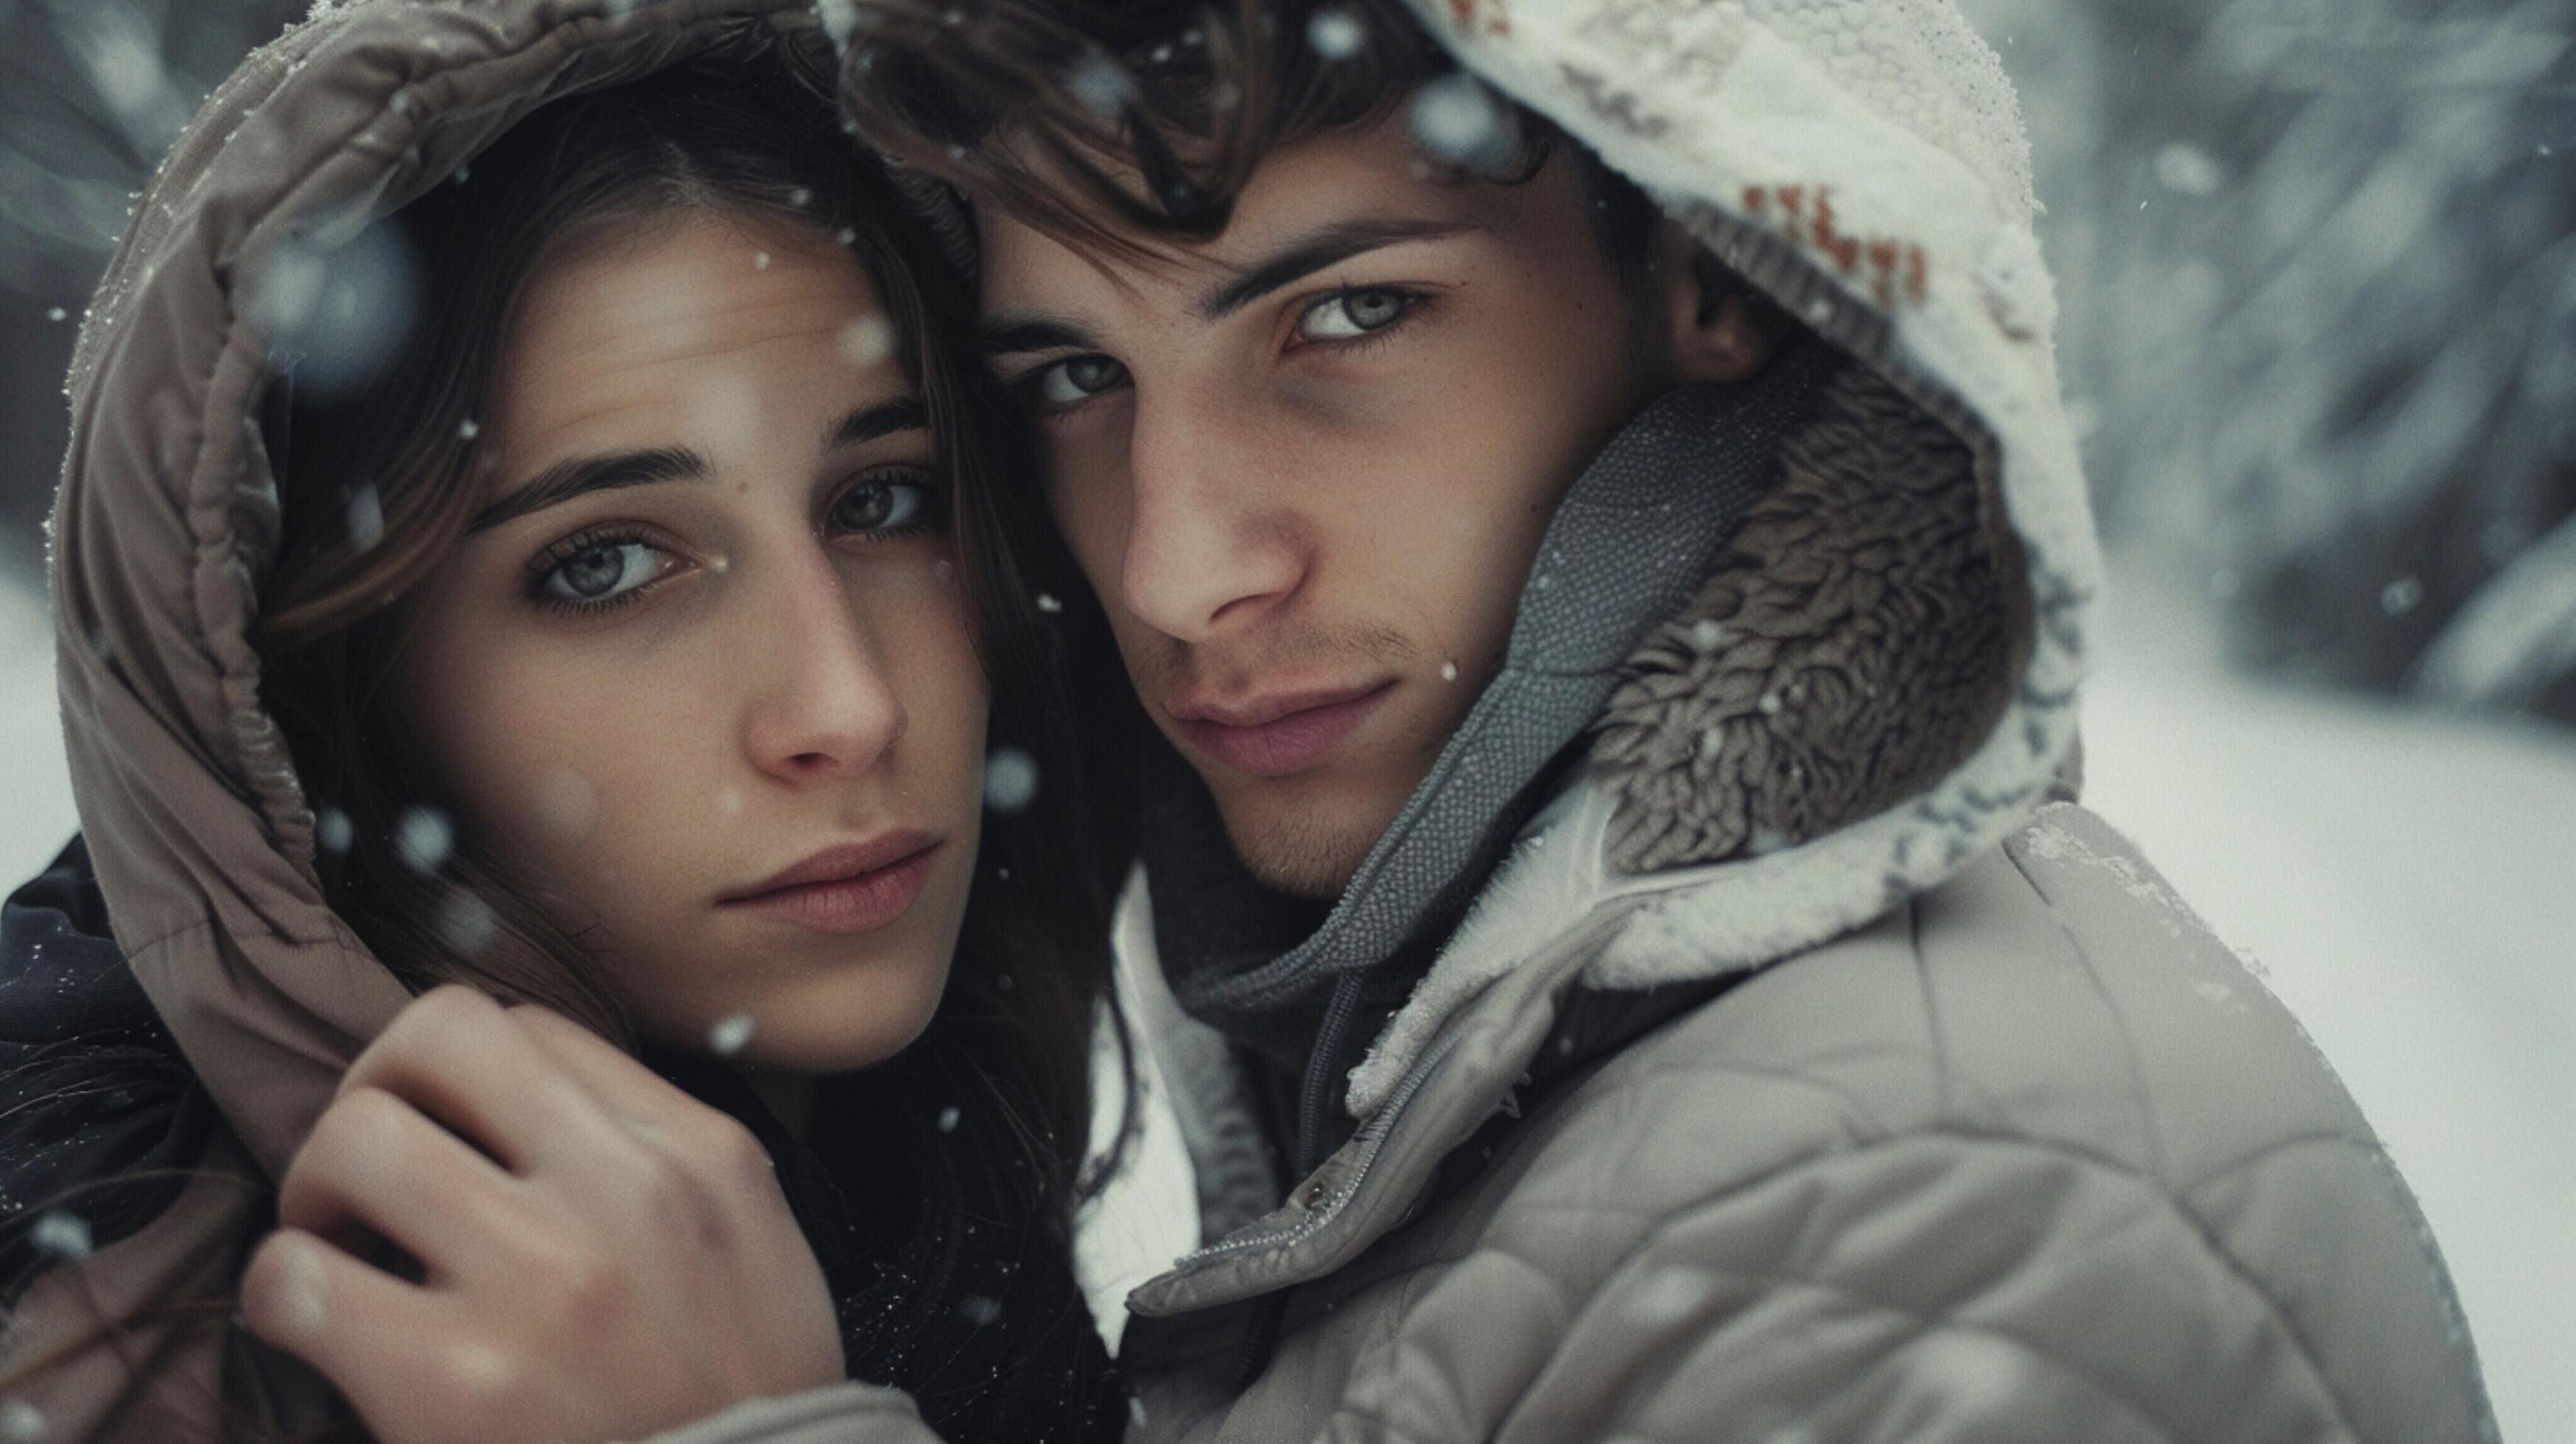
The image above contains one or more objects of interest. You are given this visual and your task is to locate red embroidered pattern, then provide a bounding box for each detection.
[1743,183,1928,308]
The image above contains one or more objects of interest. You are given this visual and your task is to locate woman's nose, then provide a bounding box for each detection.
[738,549,908,784]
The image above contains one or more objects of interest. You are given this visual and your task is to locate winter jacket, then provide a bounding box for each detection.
[1073,0,2497,1440]
[4,0,1111,1437]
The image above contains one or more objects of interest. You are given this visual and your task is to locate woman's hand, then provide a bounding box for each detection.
[239,986,843,1443]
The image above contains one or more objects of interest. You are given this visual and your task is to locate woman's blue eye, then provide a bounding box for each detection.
[1033,355,1127,408]
[538,539,662,605]
[1298,288,1414,341]
[832,476,938,533]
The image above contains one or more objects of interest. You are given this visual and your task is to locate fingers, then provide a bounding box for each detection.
[278,1084,538,1281]
[242,1230,443,1409]
[343,985,620,1175]
[244,1230,533,1444]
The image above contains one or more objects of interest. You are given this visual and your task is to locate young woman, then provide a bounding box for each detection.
[2,4,1126,1440]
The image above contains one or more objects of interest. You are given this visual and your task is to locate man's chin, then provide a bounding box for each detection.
[1216,793,1389,902]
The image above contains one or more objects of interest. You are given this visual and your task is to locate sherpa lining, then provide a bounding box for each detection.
[1593,360,2009,872]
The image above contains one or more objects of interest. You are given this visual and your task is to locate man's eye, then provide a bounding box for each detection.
[1033,354,1128,408]
[1296,288,1416,342]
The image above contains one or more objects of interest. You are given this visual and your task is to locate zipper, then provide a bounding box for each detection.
[1175,1026,1468,1271]
[1293,970,1369,1178]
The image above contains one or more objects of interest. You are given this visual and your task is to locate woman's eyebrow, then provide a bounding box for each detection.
[466,399,930,533]
[469,447,703,533]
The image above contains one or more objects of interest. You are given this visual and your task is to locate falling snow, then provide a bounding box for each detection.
[30,1210,92,1260]
[1308,9,1365,60]
[316,806,354,855]
[707,1012,755,1056]
[937,1104,961,1132]
[394,805,452,873]
[345,482,383,551]
[838,315,895,368]
[248,226,419,399]
[0,1398,46,1444]
[1035,592,1064,614]
[438,891,496,954]
[958,1293,1001,1325]
[815,0,860,54]
[1066,55,1133,117]
[1408,74,1512,172]
[983,746,1039,813]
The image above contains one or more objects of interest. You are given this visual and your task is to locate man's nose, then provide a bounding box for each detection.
[739,546,908,784]
[1116,381,1308,643]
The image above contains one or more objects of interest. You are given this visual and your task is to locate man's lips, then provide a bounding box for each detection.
[717,833,941,935]
[1169,680,1397,779]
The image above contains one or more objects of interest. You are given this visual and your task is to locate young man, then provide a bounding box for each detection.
[823,0,2499,1437]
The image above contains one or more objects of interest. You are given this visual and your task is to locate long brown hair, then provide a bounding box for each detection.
[254,43,1117,1213]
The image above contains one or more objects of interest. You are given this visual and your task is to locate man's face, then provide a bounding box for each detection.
[981,112,1666,897]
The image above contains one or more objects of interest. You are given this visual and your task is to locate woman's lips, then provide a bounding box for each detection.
[1173,681,1397,779]
[718,836,940,935]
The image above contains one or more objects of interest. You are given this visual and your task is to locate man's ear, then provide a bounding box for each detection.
[1658,220,1794,383]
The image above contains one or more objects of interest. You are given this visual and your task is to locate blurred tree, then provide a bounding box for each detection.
[1,0,307,576]
[1969,0,2576,723]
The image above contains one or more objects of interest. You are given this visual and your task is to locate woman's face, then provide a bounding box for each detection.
[390,211,989,1073]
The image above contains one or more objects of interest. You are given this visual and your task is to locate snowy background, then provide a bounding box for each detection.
[4,0,2572,1437]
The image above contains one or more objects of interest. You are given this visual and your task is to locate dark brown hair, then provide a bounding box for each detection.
[256,43,1117,1212]
[837,0,1665,295]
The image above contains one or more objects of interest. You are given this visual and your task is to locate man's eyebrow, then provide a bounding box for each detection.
[981,318,1100,360]
[826,397,930,450]
[1198,217,1477,321]
[468,448,705,533]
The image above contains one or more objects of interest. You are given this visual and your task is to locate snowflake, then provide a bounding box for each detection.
[394,806,453,873]
[438,892,496,955]
[983,747,1039,813]
[1308,10,1364,61]
[839,316,895,368]
[345,483,384,552]
[31,1211,92,1260]
[1409,74,1511,171]
[707,1013,755,1056]
[0,1398,46,1443]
